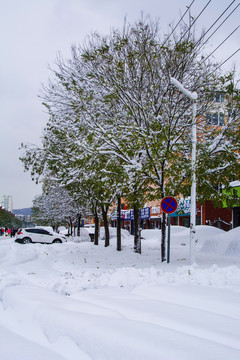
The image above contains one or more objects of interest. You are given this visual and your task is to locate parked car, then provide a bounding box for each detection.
[15,228,67,244]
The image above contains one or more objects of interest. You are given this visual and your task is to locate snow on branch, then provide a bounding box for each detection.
[170,77,198,101]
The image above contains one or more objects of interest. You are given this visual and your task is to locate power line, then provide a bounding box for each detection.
[177,0,212,43]
[198,0,236,46]
[201,2,240,48]
[162,0,196,46]
[216,47,240,70]
[163,0,239,55]
[162,0,240,74]
[204,25,240,62]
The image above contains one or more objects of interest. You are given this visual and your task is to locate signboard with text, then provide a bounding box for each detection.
[170,199,191,217]
[111,207,150,221]
[222,186,240,208]
[140,207,150,219]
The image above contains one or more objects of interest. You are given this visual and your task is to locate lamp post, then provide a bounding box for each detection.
[170,77,198,264]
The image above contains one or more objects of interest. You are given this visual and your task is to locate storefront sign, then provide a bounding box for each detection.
[122,210,131,220]
[111,207,150,220]
[222,186,240,208]
[150,205,162,217]
[140,207,150,219]
[167,199,191,217]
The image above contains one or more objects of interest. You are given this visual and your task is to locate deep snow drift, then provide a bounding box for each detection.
[0,225,240,360]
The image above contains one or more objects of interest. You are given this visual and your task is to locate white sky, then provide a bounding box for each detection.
[0,0,239,209]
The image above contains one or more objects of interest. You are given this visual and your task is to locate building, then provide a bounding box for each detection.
[222,181,240,228]
[1,195,13,212]
[15,214,32,223]
[205,91,226,126]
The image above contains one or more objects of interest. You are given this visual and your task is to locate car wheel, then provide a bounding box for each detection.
[52,239,62,243]
[22,237,32,244]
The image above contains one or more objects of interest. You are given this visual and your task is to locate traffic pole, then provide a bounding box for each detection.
[167,214,171,263]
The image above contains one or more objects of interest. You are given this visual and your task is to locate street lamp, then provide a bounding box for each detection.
[170,77,198,264]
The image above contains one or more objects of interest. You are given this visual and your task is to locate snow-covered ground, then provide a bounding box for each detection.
[1,225,240,360]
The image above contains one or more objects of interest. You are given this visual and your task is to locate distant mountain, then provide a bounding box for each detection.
[13,208,32,216]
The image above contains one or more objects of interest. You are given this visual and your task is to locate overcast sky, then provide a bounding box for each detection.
[0,0,239,209]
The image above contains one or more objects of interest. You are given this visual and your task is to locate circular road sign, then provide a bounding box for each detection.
[160,196,178,214]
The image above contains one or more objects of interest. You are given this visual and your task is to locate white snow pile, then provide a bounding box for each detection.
[0,225,240,360]
[200,226,240,255]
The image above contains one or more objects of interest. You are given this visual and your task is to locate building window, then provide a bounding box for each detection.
[206,112,225,126]
[215,92,225,103]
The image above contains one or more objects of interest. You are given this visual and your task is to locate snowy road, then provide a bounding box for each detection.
[1,227,240,359]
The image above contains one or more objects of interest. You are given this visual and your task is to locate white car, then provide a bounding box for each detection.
[15,228,67,244]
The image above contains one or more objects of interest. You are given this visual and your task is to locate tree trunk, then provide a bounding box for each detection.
[102,205,110,247]
[77,214,81,237]
[134,205,141,254]
[117,195,121,251]
[94,209,99,246]
[69,219,73,236]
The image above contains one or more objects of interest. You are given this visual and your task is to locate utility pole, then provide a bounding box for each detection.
[170,77,198,264]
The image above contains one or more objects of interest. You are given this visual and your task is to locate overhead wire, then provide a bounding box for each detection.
[163,0,238,52]
[200,2,240,48]
[215,47,240,70]
[163,0,240,74]
[177,0,212,43]
[197,0,237,47]
[188,1,240,73]
[204,25,240,62]
[200,1,240,71]
[163,0,239,52]
[162,0,196,46]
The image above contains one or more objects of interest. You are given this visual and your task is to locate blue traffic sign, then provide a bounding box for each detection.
[160,196,178,214]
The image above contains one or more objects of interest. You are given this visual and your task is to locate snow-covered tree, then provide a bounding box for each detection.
[76,19,239,259]
[44,18,223,258]
[32,179,82,231]
[20,16,240,260]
